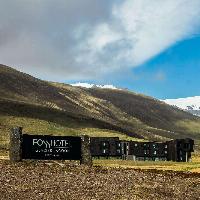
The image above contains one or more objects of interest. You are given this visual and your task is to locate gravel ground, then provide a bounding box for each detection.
[0,160,200,200]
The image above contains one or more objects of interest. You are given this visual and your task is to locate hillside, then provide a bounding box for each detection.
[1,64,200,151]
[86,88,200,139]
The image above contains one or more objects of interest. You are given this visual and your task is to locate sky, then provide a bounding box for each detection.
[0,0,200,99]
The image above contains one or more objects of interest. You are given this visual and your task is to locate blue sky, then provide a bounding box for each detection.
[117,36,200,99]
[1,0,200,100]
[69,36,200,99]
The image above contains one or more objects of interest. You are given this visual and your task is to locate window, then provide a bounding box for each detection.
[101,141,109,154]
[117,149,121,154]
[154,151,157,155]
[152,144,158,149]
[101,141,109,148]
[177,143,182,148]
[144,150,149,155]
[184,143,190,149]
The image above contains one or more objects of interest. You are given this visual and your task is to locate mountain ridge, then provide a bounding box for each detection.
[1,64,200,150]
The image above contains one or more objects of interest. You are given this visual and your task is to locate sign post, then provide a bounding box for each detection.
[9,127,23,162]
[81,135,92,166]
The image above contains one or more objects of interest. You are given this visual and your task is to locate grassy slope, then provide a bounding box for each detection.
[87,88,200,140]
[0,99,143,151]
[1,64,200,152]
[94,159,200,173]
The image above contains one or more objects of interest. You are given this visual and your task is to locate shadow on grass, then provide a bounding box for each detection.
[0,99,143,139]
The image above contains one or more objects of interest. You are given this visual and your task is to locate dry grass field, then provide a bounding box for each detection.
[0,159,200,200]
[94,157,200,173]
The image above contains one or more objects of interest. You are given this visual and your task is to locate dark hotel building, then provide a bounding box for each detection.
[90,137,194,162]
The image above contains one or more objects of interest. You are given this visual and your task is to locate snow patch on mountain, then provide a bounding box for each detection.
[163,96,200,110]
[70,82,120,90]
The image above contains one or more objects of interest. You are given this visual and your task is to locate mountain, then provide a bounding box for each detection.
[1,64,200,151]
[163,96,200,116]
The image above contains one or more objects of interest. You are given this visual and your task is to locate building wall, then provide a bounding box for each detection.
[89,137,194,162]
[90,137,121,157]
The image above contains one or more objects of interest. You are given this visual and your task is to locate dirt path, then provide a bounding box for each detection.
[0,160,200,200]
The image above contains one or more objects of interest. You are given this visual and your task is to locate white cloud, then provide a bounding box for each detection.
[0,0,200,81]
[76,0,200,74]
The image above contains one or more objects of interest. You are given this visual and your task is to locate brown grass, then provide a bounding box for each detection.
[93,157,200,173]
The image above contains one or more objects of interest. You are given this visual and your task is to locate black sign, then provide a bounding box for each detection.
[22,134,81,160]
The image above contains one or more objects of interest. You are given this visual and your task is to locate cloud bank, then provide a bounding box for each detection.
[0,0,200,81]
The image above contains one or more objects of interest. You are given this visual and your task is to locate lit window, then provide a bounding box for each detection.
[117,149,121,153]
[153,144,158,148]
